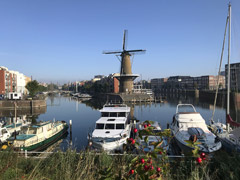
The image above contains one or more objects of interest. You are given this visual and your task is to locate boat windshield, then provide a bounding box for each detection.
[20,126,28,134]
[28,127,37,134]
[96,123,104,129]
[116,124,125,129]
[118,112,126,117]
[110,112,117,117]
[101,112,109,117]
[101,112,126,117]
[105,124,115,129]
[1,128,8,135]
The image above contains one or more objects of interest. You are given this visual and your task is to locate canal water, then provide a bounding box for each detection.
[32,94,228,151]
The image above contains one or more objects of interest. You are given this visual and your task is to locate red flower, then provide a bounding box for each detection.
[131,139,135,144]
[140,158,145,164]
[144,124,147,128]
[150,165,154,170]
[129,169,134,174]
[133,128,138,133]
[144,165,149,171]
[157,167,161,172]
[196,157,202,164]
[148,124,151,127]
[200,152,206,159]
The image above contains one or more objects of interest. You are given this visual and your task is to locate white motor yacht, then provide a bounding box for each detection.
[170,104,222,153]
[90,103,132,152]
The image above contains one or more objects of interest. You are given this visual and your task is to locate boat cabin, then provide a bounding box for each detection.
[96,104,131,130]
[95,118,129,130]
[20,122,52,135]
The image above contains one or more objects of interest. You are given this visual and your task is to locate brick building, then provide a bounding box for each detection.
[0,66,17,95]
[0,66,31,96]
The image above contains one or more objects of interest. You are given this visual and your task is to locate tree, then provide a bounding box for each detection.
[25,80,39,97]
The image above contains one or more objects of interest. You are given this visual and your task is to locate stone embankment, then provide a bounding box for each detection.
[0,100,46,109]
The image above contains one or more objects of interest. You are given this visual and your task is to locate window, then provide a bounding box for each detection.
[118,112,126,117]
[96,123,104,129]
[101,112,109,117]
[116,124,124,129]
[105,124,115,129]
[110,112,117,117]
[1,129,7,134]
[14,94,17,97]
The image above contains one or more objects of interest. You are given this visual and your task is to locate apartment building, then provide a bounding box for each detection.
[225,63,240,91]
[150,75,225,91]
[151,78,168,90]
[0,66,31,95]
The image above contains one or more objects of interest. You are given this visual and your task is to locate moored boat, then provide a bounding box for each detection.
[170,104,221,153]
[209,3,240,153]
[89,103,132,152]
[8,121,68,151]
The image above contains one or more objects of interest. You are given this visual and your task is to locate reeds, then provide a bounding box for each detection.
[0,150,239,180]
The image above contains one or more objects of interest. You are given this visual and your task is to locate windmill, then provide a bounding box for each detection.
[103,30,146,93]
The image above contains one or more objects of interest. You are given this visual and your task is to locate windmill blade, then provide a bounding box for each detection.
[103,50,123,54]
[123,30,128,51]
[126,49,146,53]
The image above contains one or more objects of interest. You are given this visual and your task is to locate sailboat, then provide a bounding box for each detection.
[210,3,240,153]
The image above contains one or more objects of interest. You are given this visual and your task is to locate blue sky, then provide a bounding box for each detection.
[1,0,240,84]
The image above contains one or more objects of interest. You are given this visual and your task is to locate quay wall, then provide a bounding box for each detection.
[0,100,46,110]
[155,89,240,105]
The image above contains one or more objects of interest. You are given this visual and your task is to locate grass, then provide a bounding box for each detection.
[0,150,239,180]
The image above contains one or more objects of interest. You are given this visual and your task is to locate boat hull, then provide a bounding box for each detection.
[15,125,68,151]
[92,136,128,152]
[220,138,240,153]
[173,136,221,154]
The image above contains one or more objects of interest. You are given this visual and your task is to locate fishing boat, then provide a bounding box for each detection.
[137,121,169,153]
[8,121,68,151]
[171,104,222,153]
[89,103,132,152]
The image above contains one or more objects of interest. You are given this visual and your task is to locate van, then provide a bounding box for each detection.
[7,92,22,100]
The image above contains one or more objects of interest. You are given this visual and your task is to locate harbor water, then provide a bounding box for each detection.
[35,94,229,151]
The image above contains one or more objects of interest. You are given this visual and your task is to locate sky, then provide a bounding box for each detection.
[1,0,240,84]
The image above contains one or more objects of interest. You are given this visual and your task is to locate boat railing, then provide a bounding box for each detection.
[176,104,197,114]
[0,150,197,159]
[103,103,128,109]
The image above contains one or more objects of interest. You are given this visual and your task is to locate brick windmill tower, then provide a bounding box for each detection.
[103,30,146,94]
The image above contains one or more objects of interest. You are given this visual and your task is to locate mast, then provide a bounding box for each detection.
[227,3,231,131]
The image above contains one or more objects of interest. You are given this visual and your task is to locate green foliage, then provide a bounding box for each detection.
[25,80,39,97]
[0,148,239,179]
[122,120,172,180]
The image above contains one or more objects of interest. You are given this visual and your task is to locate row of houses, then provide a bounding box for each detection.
[151,75,225,91]
[0,66,31,96]
[151,63,240,91]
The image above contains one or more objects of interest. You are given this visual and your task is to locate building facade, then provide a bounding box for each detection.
[150,75,225,91]
[0,66,30,96]
[225,63,240,91]
[151,78,168,90]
